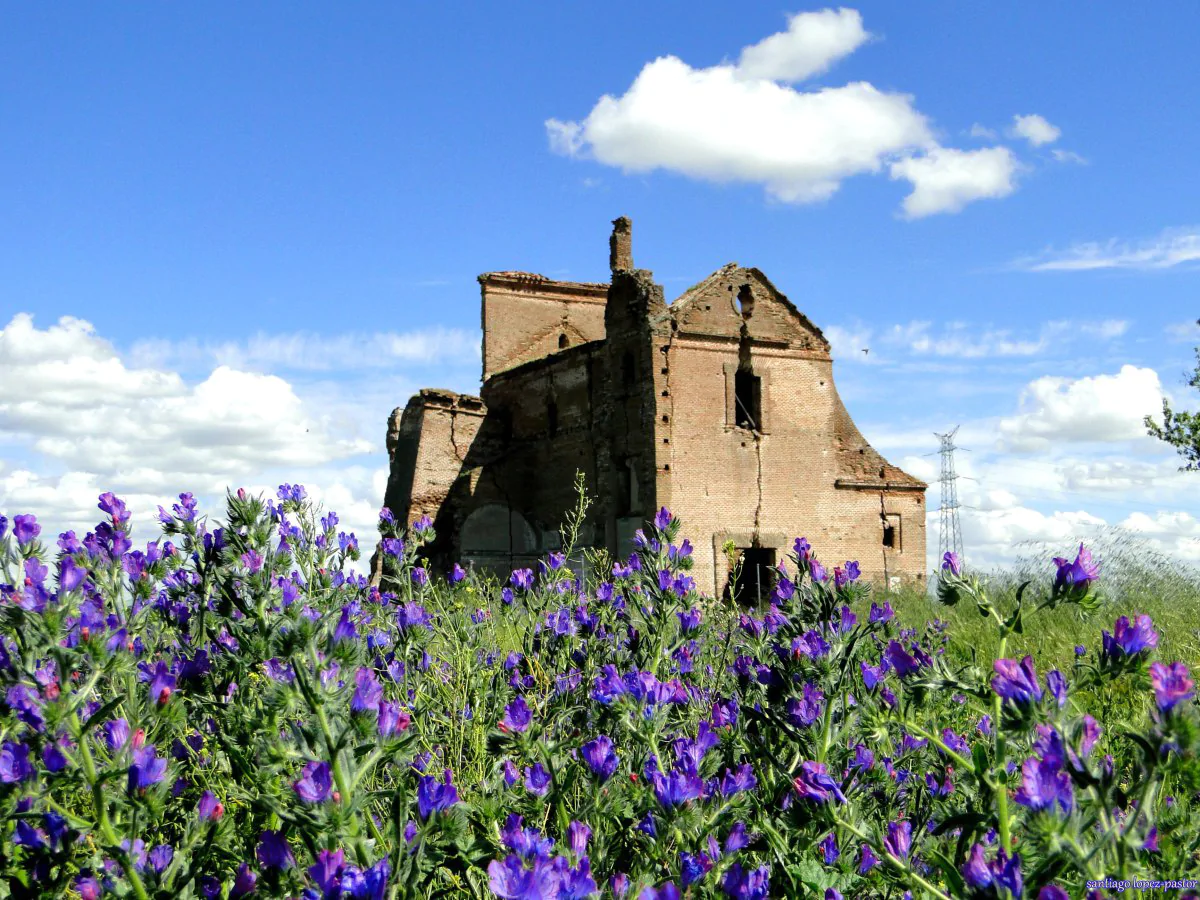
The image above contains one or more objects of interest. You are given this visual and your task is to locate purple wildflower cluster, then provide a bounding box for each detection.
[0,489,1192,898]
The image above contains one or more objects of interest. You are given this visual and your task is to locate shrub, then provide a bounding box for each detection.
[0,489,1196,898]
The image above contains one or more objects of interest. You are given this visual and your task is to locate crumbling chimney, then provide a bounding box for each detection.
[609,216,632,274]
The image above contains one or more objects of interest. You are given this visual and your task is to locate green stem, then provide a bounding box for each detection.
[993,632,1011,854]
[75,720,150,900]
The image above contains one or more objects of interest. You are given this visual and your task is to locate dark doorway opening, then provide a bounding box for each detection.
[733,546,776,604]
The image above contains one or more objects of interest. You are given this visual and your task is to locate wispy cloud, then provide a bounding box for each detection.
[830,318,1128,363]
[1166,319,1200,342]
[1016,227,1200,272]
[129,327,481,372]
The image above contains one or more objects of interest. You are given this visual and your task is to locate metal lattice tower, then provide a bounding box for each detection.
[934,427,965,565]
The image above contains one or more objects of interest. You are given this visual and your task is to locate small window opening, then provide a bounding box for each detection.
[547,401,558,438]
[734,370,761,431]
[732,546,775,605]
[558,333,569,349]
[736,284,755,320]
[617,458,638,515]
[883,514,901,551]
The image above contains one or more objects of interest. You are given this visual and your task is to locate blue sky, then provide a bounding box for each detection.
[2,3,1197,572]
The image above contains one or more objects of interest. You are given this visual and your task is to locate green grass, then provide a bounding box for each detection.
[888,530,1200,670]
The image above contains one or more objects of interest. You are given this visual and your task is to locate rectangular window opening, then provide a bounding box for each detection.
[883,514,901,551]
[734,370,762,431]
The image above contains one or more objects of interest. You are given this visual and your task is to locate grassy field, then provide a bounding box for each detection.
[888,530,1200,670]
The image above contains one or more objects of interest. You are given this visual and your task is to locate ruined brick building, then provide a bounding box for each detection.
[377,218,926,599]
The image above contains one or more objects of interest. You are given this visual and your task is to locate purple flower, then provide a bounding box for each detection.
[450,563,467,583]
[819,833,839,864]
[487,853,561,899]
[7,684,45,732]
[809,559,827,583]
[680,852,712,887]
[650,767,704,808]
[1038,888,1070,900]
[145,661,176,706]
[720,863,769,900]
[851,743,875,771]
[352,668,384,713]
[1102,614,1159,660]
[231,863,257,898]
[410,567,428,587]
[677,608,702,633]
[991,656,1043,705]
[1052,543,1099,597]
[0,744,33,787]
[581,735,618,782]
[127,745,167,793]
[833,561,860,588]
[869,601,894,624]
[654,507,672,531]
[511,568,535,591]
[13,514,40,547]
[786,683,824,728]
[858,844,879,873]
[257,830,294,869]
[1080,714,1102,757]
[792,761,845,805]
[1014,755,1073,813]
[524,763,551,796]
[102,718,130,752]
[963,845,1022,897]
[148,844,173,874]
[884,820,911,860]
[197,791,223,821]
[568,821,591,856]
[884,641,920,678]
[639,884,681,900]
[1151,661,1195,711]
[377,700,411,738]
[59,557,87,592]
[941,552,961,576]
[294,761,333,803]
[724,823,750,855]
[309,848,346,899]
[1074,644,1086,656]
[718,762,757,796]
[417,768,459,819]
[1046,670,1068,708]
[98,492,130,524]
[502,696,533,733]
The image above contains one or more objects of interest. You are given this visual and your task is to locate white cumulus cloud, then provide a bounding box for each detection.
[997,365,1164,450]
[0,313,394,572]
[1010,113,1061,146]
[546,8,1022,216]
[737,8,870,82]
[889,146,1018,218]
